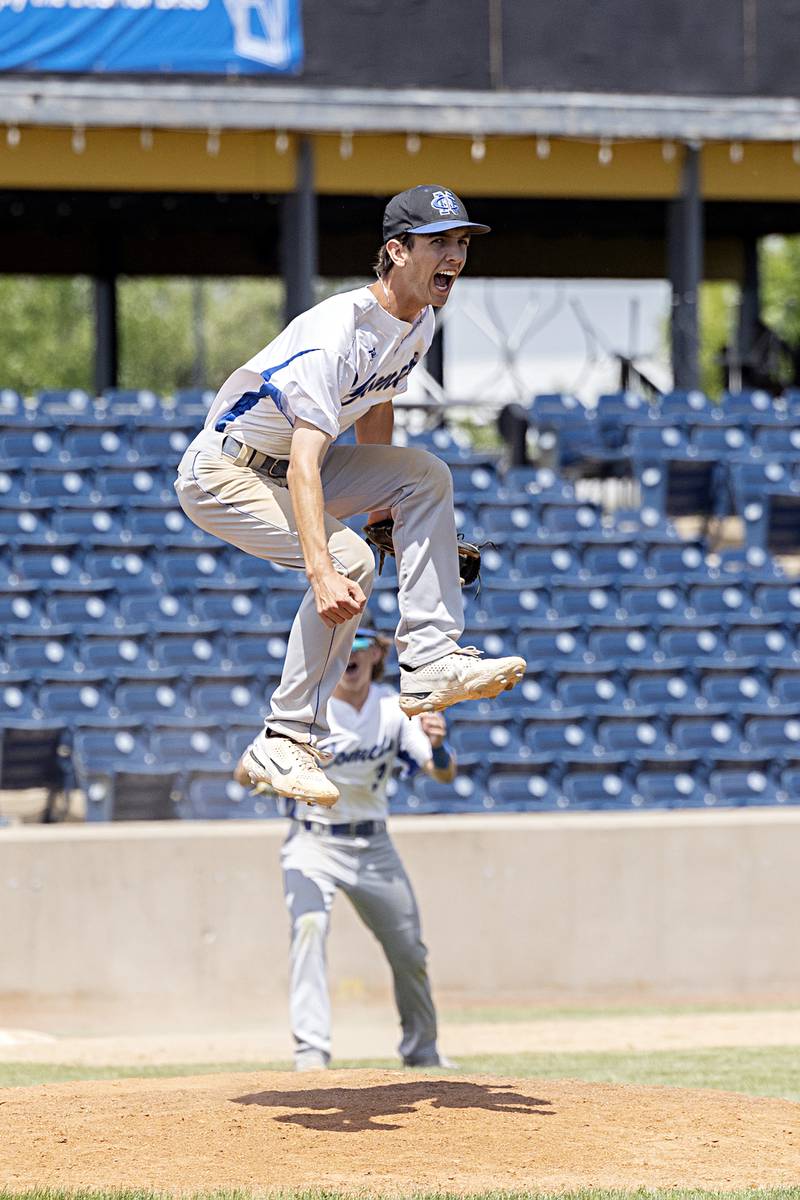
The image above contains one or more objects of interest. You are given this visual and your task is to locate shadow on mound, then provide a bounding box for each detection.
[232,1078,554,1132]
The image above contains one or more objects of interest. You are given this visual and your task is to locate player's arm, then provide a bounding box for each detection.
[419,712,457,783]
[287,419,366,628]
[355,401,394,525]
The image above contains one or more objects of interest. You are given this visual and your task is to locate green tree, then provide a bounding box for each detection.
[699,281,738,399]
[0,275,93,393]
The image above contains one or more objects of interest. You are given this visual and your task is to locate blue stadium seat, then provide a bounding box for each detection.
[449,462,497,499]
[0,502,50,540]
[0,585,43,629]
[744,715,800,757]
[619,580,686,620]
[779,768,800,802]
[671,715,739,755]
[185,770,274,820]
[691,424,751,454]
[78,630,149,673]
[0,427,62,463]
[172,388,213,413]
[596,712,665,755]
[61,423,131,463]
[629,424,688,456]
[0,465,26,504]
[40,676,117,724]
[561,771,633,809]
[151,725,231,770]
[475,503,538,541]
[35,388,92,416]
[50,503,124,539]
[478,584,546,625]
[539,502,600,535]
[0,388,22,415]
[647,541,708,576]
[708,767,779,807]
[73,726,149,774]
[126,505,198,540]
[0,675,39,720]
[486,769,562,811]
[516,542,579,579]
[518,623,587,664]
[699,665,770,708]
[119,592,191,625]
[689,581,752,618]
[4,628,77,675]
[158,545,233,591]
[94,464,168,501]
[720,389,775,420]
[587,624,657,662]
[753,426,800,456]
[132,423,194,459]
[12,540,83,585]
[448,722,524,766]
[753,582,800,620]
[25,464,94,502]
[101,388,161,416]
[500,465,575,501]
[225,721,263,761]
[114,674,188,722]
[189,674,265,721]
[728,622,792,659]
[84,543,159,591]
[193,586,271,627]
[772,669,800,706]
[524,712,592,756]
[550,581,616,623]
[46,585,118,629]
[555,667,621,708]
[658,624,725,660]
[634,769,707,808]
[627,662,697,709]
[581,542,644,577]
[657,390,710,420]
[150,627,224,673]
[475,544,516,582]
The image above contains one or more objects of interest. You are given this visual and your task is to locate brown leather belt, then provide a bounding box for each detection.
[221,435,289,479]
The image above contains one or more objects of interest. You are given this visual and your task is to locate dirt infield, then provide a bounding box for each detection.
[1,1069,799,1193]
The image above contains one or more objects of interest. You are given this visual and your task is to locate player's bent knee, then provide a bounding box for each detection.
[343,533,376,588]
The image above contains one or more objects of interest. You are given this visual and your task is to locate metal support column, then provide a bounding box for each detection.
[738,235,761,369]
[280,135,317,324]
[94,274,118,395]
[668,143,703,392]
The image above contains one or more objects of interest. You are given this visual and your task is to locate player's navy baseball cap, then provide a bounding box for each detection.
[382,184,491,242]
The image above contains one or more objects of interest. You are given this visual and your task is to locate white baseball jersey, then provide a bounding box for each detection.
[301,683,433,823]
[203,286,435,457]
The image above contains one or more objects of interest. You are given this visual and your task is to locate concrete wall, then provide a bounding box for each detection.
[2,810,800,1025]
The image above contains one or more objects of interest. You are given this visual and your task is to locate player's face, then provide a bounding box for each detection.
[339,643,381,691]
[405,230,471,308]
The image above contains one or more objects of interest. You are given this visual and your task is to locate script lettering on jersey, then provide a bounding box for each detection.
[344,353,419,404]
[330,734,397,767]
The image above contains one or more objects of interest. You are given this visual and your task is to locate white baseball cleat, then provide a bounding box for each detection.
[398,645,526,717]
[239,735,339,807]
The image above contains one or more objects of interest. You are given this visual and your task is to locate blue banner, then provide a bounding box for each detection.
[0,0,302,74]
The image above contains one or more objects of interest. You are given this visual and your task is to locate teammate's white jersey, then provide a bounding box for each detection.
[301,683,433,823]
[204,286,435,457]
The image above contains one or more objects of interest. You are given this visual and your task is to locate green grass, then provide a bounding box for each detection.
[439,1000,800,1024]
[2,1045,799,1100]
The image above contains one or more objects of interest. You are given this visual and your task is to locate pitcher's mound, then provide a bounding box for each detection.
[2,1069,799,1194]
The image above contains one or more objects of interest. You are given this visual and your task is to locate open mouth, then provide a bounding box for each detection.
[433,270,456,297]
[344,661,360,675]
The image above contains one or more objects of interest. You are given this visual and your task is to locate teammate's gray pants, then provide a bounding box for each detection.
[281,824,440,1068]
[175,431,464,746]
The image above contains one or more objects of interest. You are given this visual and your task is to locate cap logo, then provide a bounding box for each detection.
[430,190,461,218]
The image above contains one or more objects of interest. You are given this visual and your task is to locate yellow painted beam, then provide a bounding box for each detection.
[0,127,295,192]
[702,141,800,201]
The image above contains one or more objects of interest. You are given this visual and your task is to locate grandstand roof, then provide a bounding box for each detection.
[5,80,800,142]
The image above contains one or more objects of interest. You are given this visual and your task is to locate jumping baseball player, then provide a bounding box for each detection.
[235,617,457,1070]
[175,184,525,808]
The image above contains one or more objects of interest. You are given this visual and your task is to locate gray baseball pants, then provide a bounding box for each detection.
[175,432,464,746]
[281,824,440,1068]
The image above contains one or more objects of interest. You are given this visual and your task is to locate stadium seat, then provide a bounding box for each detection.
[658,624,725,660]
[84,543,159,591]
[689,581,752,619]
[634,769,708,808]
[0,388,22,415]
[554,666,620,708]
[744,715,800,757]
[619,580,686,620]
[699,664,770,708]
[627,663,697,709]
[550,581,615,623]
[184,770,274,820]
[50,504,124,539]
[101,388,161,416]
[720,389,774,420]
[629,424,688,456]
[4,629,77,675]
[691,424,751,454]
[646,542,708,576]
[561,771,633,809]
[708,768,779,807]
[94,463,168,502]
[478,584,546,624]
[151,725,231,770]
[657,390,709,420]
[587,624,657,663]
[515,543,579,579]
[0,465,26,505]
[158,545,234,591]
[727,622,792,659]
[62,423,131,463]
[0,426,62,463]
[193,586,271,627]
[596,713,665,755]
[448,722,524,766]
[518,622,587,664]
[78,630,150,672]
[150,627,224,673]
[189,673,265,721]
[132,423,194,459]
[13,541,83,585]
[126,504,197,540]
[753,426,800,456]
[47,585,118,630]
[475,503,538,541]
[35,388,92,416]
[39,676,117,724]
[486,769,562,811]
[524,712,593,756]
[0,584,43,629]
[581,542,644,577]
[538,502,600,535]
[0,675,39,721]
[0,501,51,540]
[753,582,800,619]
[772,668,800,706]
[25,464,94,502]
[671,715,739,755]
[73,726,150,774]
[119,592,190,625]
[114,674,188,722]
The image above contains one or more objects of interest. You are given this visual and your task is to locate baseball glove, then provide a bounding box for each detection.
[363,516,481,588]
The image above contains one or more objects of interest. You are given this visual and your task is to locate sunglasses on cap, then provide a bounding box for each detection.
[351,629,381,651]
